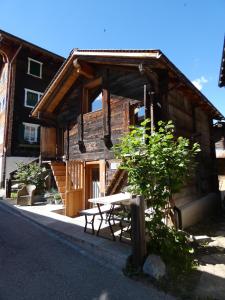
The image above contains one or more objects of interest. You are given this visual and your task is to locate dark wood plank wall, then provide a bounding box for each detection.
[66,96,136,162]
[168,89,214,207]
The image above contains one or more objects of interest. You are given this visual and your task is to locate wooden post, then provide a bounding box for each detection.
[77,114,83,144]
[157,70,169,121]
[5,179,11,198]
[66,124,70,160]
[130,195,146,270]
[102,70,111,144]
[144,84,150,120]
[99,160,106,197]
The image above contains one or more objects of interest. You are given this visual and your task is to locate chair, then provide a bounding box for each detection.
[17,184,36,206]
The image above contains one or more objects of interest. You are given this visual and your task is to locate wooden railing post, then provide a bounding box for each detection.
[65,160,69,215]
[130,195,146,270]
[5,179,11,198]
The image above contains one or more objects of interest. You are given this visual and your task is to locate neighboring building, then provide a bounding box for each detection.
[0,29,64,186]
[32,49,224,228]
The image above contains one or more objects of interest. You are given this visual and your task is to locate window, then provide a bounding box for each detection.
[135,106,145,125]
[23,123,39,143]
[0,96,5,112]
[91,93,102,112]
[27,58,43,78]
[24,89,43,108]
[0,126,4,144]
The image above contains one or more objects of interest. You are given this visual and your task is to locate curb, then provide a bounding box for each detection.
[0,199,130,273]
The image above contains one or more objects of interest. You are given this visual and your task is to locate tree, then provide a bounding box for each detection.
[114,119,200,273]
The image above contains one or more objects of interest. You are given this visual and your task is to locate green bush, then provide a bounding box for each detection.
[15,162,47,191]
[114,119,200,273]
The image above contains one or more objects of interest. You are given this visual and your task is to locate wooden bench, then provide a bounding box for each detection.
[80,205,112,235]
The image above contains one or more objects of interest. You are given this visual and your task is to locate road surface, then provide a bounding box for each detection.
[0,202,173,300]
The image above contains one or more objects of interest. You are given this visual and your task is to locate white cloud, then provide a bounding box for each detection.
[191,76,208,91]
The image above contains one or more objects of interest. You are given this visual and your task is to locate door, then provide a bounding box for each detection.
[85,163,100,208]
[40,126,56,160]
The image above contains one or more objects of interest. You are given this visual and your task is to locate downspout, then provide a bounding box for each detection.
[2,45,22,187]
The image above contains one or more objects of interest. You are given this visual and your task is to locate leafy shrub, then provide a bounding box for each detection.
[15,162,47,191]
[114,119,200,273]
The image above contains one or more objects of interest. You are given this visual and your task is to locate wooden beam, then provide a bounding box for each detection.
[84,77,102,89]
[73,59,94,79]
[47,67,79,113]
[36,111,57,126]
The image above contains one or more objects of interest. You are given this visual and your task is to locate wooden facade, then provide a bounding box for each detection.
[0,29,64,186]
[32,50,223,224]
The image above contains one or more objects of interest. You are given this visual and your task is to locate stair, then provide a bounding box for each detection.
[106,169,128,196]
[50,162,66,203]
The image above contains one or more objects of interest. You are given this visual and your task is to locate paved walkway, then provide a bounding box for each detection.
[0,198,131,271]
[187,214,225,300]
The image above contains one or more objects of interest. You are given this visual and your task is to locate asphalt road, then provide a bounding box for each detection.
[0,203,173,300]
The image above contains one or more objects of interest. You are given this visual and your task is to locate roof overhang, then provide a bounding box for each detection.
[31,49,224,120]
[0,29,64,61]
[219,37,225,87]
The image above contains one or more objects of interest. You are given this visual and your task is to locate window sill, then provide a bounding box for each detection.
[19,143,40,148]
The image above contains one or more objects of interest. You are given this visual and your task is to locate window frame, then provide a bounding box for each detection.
[27,57,43,79]
[23,122,40,144]
[0,96,5,112]
[24,88,43,108]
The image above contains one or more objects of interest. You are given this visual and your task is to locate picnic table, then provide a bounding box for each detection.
[80,192,131,240]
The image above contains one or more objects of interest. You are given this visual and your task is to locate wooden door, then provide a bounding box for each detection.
[40,127,56,160]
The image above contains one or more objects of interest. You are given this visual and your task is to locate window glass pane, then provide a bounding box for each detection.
[24,124,37,143]
[29,60,41,77]
[26,91,39,107]
[24,126,30,141]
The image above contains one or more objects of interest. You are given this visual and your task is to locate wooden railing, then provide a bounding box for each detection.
[66,160,84,191]
[65,160,84,217]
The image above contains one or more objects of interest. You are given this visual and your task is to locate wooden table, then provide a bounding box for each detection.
[88,193,131,240]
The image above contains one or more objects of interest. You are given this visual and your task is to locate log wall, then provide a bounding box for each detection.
[66,96,134,161]
[168,89,215,207]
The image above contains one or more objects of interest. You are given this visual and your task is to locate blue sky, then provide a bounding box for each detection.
[1,0,225,116]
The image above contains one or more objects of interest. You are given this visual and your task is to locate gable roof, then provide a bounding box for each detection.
[219,37,225,87]
[0,29,64,60]
[31,49,224,120]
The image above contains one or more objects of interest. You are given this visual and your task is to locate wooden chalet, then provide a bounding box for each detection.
[31,49,224,228]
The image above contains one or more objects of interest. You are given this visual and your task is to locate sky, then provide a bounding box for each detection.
[1,0,225,116]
